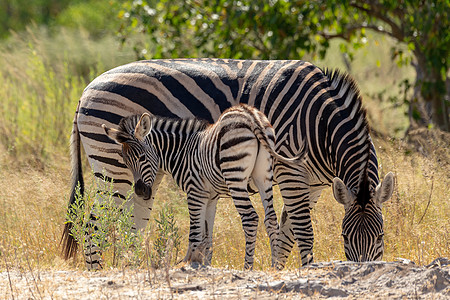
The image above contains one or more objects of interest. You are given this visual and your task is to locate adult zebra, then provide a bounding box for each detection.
[62,59,394,270]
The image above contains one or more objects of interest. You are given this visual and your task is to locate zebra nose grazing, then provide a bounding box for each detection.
[135,179,152,200]
[358,253,368,262]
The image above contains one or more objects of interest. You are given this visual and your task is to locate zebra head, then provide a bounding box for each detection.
[102,113,159,200]
[332,172,395,262]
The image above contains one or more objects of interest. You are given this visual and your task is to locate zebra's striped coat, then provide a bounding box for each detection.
[103,104,304,269]
[62,59,394,269]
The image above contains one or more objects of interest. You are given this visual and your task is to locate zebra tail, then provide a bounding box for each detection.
[61,103,84,260]
[253,125,307,165]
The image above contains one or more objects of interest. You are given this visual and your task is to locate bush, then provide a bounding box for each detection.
[66,173,143,268]
[151,205,181,269]
[55,0,121,38]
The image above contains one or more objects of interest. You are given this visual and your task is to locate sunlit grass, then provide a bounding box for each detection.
[1,134,447,272]
[0,150,70,270]
[377,137,449,264]
[0,26,136,164]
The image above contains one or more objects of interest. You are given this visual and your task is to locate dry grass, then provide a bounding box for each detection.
[0,131,448,274]
[376,134,449,264]
[0,150,71,271]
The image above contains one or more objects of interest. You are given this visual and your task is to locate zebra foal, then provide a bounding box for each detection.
[102,104,305,269]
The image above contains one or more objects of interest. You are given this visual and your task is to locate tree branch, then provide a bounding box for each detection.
[349,1,405,41]
[320,24,396,41]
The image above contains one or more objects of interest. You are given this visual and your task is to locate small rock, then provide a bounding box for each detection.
[426,257,450,268]
[172,283,205,293]
[231,273,244,282]
[342,277,357,285]
[396,257,416,265]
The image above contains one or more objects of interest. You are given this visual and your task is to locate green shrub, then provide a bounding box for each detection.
[151,205,181,269]
[66,173,143,268]
[55,0,121,38]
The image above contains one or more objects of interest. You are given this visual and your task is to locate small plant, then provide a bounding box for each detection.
[151,205,181,269]
[65,172,143,268]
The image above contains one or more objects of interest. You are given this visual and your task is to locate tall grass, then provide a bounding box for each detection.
[1,136,447,272]
[0,26,135,164]
[0,47,84,162]
[0,27,447,273]
[379,137,449,264]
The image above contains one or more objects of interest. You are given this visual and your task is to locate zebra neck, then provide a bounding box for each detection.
[332,136,379,193]
[321,69,380,192]
[148,123,203,187]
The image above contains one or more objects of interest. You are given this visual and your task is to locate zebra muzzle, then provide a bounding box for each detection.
[135,179,152,200]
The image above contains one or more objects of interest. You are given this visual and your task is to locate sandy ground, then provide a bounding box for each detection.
[1,258,448,299]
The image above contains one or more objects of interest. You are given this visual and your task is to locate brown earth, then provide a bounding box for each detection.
[1,258,448,299]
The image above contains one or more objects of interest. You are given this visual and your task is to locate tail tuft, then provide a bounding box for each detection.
[61,223,78,259]
[61,103,84,260]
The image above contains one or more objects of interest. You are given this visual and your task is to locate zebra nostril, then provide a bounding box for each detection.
[135,179,151,200]
[135,179,145,195]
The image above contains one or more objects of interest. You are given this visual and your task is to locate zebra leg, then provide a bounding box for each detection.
[84,212,103,270]
[83,180,128,271]
[275,163,314,268]
[221,158,259,268]
[251,151,279,267]
[183,190,209,266]
[131,170,165,230]
[84,189,137,270]
[276,205,295,269]
[203,194,219,265]
[227,185,259,270]
[84,171,165,270]
[278,197,314,267]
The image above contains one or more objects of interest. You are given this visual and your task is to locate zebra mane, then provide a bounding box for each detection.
[118,114,141,136]
[118,113,210,137]
[356,140,373,209]
[151,115,210,133]
[323,69,373,208]
[109,114,142,143]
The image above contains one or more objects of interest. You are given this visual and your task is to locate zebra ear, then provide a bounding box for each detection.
[375,172,395,205]
[102,124,123,144]
[332,177,354,208]
[135,113,152,141]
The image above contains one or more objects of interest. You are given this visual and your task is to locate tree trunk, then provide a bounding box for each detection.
[411,51,449,132]
[430,87,449,131]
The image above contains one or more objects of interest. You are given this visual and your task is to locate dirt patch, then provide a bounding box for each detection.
[1,258,448,299]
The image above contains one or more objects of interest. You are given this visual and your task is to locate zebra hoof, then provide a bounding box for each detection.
[190,261,202,269]
[86,261,103,271]
[243,262,254,271]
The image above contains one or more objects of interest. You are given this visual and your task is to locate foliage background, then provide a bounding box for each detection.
[118,0,449,131]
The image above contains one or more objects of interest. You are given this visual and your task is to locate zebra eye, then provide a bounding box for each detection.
[139,154,146,162]
[376,233,384,243]
[342,234,349,244]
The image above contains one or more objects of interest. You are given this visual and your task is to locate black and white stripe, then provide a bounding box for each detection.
[62,59,394,269]
[103,104,304,269]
